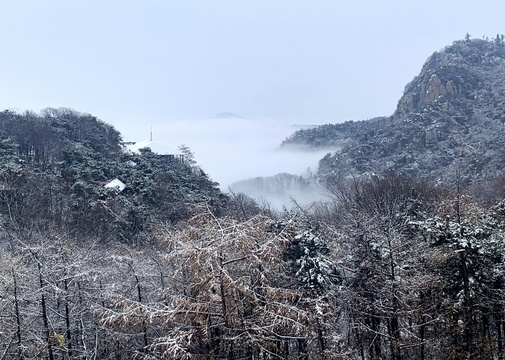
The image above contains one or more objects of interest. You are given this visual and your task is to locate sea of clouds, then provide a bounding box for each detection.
[149,117,330,187]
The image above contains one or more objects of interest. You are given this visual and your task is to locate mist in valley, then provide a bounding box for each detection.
[126,116,334,209]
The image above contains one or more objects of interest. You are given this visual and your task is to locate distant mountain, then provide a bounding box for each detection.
[215,112,244,119]
[282,37,505,188]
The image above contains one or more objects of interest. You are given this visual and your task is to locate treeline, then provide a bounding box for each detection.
[3,169,505,359]
[281,118,386,150]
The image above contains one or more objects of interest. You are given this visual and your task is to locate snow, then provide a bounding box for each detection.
[124,140,181,155]
[104,179,126,192]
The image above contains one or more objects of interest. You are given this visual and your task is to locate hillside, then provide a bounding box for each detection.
[7,38,505,360]
[0,108,227,243]
[282,36,505,187]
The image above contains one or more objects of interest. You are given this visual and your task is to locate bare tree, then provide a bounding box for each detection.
[101,209,344,359]
[318,174,445,359]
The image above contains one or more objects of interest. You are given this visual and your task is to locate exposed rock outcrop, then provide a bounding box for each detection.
[397,73,462,115]
[283,38,505,188]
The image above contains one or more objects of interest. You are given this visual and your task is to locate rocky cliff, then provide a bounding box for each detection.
[283,37,505,188]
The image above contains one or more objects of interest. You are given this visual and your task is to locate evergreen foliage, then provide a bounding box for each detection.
[272,217,341,293]
[0,108,227,243]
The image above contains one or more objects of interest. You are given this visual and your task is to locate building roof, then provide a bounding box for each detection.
[104,178,126,192]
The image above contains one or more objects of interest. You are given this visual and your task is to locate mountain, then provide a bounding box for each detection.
[282,36,505,188]
[0,108,227,243]
[6,40,505,359]
[215,112,244,119]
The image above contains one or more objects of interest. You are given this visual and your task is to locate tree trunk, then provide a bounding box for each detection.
[64,277,73,358]
[12,269,23,359]
[38,262,54,360]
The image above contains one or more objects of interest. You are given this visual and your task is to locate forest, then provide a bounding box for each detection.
[2,109,505,359]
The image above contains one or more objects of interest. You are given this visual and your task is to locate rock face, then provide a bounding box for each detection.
[282,38,505,188]
[397,72,463,115]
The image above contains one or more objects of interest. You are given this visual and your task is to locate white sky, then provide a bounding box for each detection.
[1,1,504,186]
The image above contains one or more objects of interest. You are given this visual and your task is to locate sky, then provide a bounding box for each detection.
[1,1,505,187]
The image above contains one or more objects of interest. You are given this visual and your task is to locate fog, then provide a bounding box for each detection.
[122,116,333,207]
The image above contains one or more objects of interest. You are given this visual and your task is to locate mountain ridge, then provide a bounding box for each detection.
[282,36,505,188]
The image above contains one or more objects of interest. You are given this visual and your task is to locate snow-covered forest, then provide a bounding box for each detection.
[2,108,505,359]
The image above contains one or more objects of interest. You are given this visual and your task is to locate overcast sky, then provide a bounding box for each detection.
[1,1,504,185]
